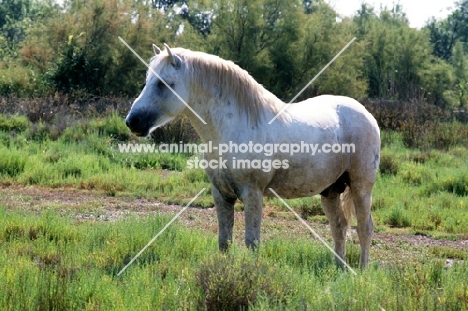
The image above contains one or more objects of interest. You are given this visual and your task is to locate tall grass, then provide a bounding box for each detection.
[0,101,467,234]
[0,98,467,309]
[1,207,467,310]
[0,110,467,233]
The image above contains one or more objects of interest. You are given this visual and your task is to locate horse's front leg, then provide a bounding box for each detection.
[240,187,263,249]
[212,185,236,251]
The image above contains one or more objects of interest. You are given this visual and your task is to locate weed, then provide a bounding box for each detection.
[379,153,399,175]
[296,197,323,219]
[196,253,296,310]
[90,113,130,141]
[3,224,25,241]
[429,246,467,260]
[385,207,411,228]
[0,114,29,132]
[0,147,26,177]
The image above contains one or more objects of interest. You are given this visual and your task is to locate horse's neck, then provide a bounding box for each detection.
[186,89,285,142]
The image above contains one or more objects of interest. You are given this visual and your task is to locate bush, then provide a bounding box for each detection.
[0,64,47,97]
[0,114,29,132]
[379,153,398,175]
[196,254,296,310]
[385,207,411,228]
[400,163,434,186]
[362,99,451,132]
[0,95,130,122]
[362,99,468,149]
[89,113,130,141]
[150,116,199,144]
[425,121,468,149]
[0,147,27,177]
[441,173,468,197]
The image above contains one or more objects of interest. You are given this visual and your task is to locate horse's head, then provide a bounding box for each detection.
[125,44,189,136]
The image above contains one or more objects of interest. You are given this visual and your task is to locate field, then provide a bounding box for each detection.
[1,111,468,310]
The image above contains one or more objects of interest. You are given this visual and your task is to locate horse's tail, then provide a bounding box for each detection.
[340,185,355,234]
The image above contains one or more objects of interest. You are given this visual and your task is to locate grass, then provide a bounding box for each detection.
[0,114,467,235]
[0,112,467,309]
[0,114,213,206]
[1,207,467,310]
[372,134,468,235]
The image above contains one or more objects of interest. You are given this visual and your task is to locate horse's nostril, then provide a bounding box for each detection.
[126,115,140,129]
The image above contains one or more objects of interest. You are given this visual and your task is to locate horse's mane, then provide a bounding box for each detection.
[156,48,282,125]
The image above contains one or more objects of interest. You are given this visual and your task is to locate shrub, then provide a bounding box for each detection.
[196,254,296,310]
[441,173,468,197]
[429,246,467,260]
[385,207,411,228]
[425,121,468,149]
[408,151,431,164]
[362,99,450,132]
[0,95,130,122]
[379,153,398,175]
[400,163,434,186]
[0,65,47,97]
[0,147,27,177]
[90,113,130,141]
[59,124,88,143]
[26,122,52,142]
[362,99,468,149]
[296,197,324,220]
[150,116,199,144]
[0,114,29,132]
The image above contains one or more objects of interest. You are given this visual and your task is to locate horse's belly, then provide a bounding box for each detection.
[264,158,344,198]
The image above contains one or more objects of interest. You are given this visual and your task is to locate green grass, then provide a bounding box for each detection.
[0,116,213,206]
[0,114,467,235]
[1,207,467,310]
[0,114,467,309]
[372,135,468,235]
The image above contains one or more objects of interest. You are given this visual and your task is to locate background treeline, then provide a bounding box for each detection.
[0,0,467,109]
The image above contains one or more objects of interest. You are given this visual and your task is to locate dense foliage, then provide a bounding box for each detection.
[0,0,467,108]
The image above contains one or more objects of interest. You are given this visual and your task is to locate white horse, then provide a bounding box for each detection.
[125,44,380,268]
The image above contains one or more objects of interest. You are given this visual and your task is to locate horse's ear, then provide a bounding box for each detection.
[152,44,161,56]
[164,43,181,68]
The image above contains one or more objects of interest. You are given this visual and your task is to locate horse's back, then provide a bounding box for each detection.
[282,95,379,145]
[289,95,376,128]
[279,95,380,186]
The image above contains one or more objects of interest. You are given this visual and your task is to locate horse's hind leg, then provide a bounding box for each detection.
[350,180,374,269]
[212,185,236,251]
[321,191,348,268]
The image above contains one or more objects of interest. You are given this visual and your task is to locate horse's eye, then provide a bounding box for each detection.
[157,80,165,89]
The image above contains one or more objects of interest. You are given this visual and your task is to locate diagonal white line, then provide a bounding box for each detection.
[267,37,385,310]
[268,188,357,275]
[270,187,386,310]
[118,36,207,125]
[268,37,357,124]
[117,188,206,276]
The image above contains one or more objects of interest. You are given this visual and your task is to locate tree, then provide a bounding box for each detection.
[427,0,468,60]
[0,0,45,59]
[354,5,438,103]
[208,0,301,91]
[452,41,468,107]
[205,0,366,100]
[21,0,180,96]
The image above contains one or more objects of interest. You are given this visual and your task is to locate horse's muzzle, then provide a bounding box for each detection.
[125,111,156,137]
